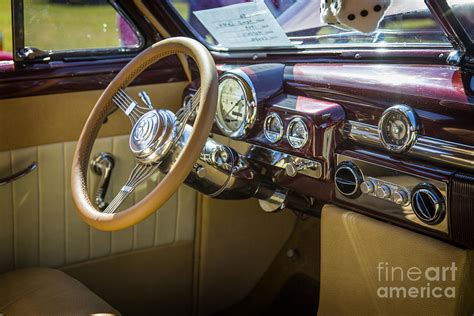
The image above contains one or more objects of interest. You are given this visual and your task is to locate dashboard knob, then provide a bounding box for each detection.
[376,185,391,199]
[193,164,207,178]
[285,160,318,177]
[285,162,299,177]
[211,146,232,168]
[361,180,375,194]
[393,190,409,205]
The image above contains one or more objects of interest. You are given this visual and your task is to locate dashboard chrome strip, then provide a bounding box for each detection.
[346,121,474,172]
[246,145,323,180]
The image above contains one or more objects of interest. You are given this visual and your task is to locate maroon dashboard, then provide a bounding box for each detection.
[191,62,474,249]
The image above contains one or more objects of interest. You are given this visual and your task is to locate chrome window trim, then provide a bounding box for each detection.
[346,120,474,172]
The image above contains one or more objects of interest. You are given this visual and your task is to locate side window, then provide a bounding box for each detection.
[0,1,13,61]
[20,0,141,57]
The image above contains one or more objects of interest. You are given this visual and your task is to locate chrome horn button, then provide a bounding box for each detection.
[130,109,177,164]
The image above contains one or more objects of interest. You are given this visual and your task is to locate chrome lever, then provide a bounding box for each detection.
[0,162,38,186]
[90,152,115,211]
[138,91,154,110]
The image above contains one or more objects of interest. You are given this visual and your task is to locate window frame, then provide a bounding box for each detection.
[11,0,146,63]
[162,0,454,54]
[426,0,474,54]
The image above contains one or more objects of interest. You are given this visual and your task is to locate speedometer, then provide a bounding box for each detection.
[215,71,257,138]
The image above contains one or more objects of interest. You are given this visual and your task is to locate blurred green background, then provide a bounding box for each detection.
[0,1,12,52]
[0,0,191,54]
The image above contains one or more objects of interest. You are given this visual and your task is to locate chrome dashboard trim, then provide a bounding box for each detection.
[246,145,323,180]
[336,154,449,234]
[216,69,257,139]
[346,120,474,172]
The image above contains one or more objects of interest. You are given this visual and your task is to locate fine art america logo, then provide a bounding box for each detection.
[376,262,457,299]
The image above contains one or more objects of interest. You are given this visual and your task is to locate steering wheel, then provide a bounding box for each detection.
[71,37,218,231]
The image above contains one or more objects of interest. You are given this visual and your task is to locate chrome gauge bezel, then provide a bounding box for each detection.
[215,70,257,139]
[264,112,284,143]
[378,105,419,153]
[286,117,309,149]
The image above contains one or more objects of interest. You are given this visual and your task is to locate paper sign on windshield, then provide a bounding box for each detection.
[193,2,293,49]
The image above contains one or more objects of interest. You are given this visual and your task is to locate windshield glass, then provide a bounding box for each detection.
[447,0,474,43]
[169,0,451,50]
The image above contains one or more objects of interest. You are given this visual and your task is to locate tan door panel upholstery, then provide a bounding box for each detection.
[0,82,188,151]
[0,135,196,272]
[0,268,118,315]
[319,205,474,316]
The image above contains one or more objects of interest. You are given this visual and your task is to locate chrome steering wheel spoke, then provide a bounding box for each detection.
[174,88,201,144]
[103,162,161,214]
[103,87,202,215]
[112,88,154,125]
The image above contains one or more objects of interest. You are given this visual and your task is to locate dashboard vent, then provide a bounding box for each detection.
[335,161,362,199]
[411,183,445,225]
[450,173,474,248]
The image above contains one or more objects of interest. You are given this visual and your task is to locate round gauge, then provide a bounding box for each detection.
[287,117,309,149]
[264,113,284,143]
[378,105,418,153]
[215,71,257,139]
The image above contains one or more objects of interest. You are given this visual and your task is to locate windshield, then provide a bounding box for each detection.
[168,0,451,50]
[447,0,474,43]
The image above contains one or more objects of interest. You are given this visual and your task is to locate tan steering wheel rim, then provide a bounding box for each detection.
[71,37,218,231]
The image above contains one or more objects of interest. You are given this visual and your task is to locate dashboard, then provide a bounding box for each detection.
[183,63,474,249]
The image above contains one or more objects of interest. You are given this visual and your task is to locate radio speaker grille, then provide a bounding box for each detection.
[450,172,474,248]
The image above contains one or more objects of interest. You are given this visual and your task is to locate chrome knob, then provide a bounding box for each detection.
[285,162,299,177]
[376,185,391,199]
[393,190,409,205]
[210,146,233,170]
[193,164,207,178]
[285,160,317,177]
[212,146,229,163]
[360,180,375,194]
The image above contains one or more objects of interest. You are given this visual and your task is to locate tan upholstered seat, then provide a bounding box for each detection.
[0,268,119,315]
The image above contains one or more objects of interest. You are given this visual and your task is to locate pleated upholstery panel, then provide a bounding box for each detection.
[0,135,196,273]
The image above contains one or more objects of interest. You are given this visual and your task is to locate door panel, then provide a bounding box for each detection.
[0,135,196,273]
[0,82,188,151]
[0,81,196,273]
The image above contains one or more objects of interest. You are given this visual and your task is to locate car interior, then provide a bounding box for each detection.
[1,0,474,315]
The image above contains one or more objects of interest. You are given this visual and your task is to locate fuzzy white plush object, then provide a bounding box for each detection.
[321,0,391,34]
[320,0,339,25]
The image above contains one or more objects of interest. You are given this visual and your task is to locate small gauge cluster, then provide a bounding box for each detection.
[263,112,310,149]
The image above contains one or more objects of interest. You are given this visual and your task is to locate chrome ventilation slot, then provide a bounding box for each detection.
[335,161,362,199]
[335,154,449,234]
[411,183,445,225]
